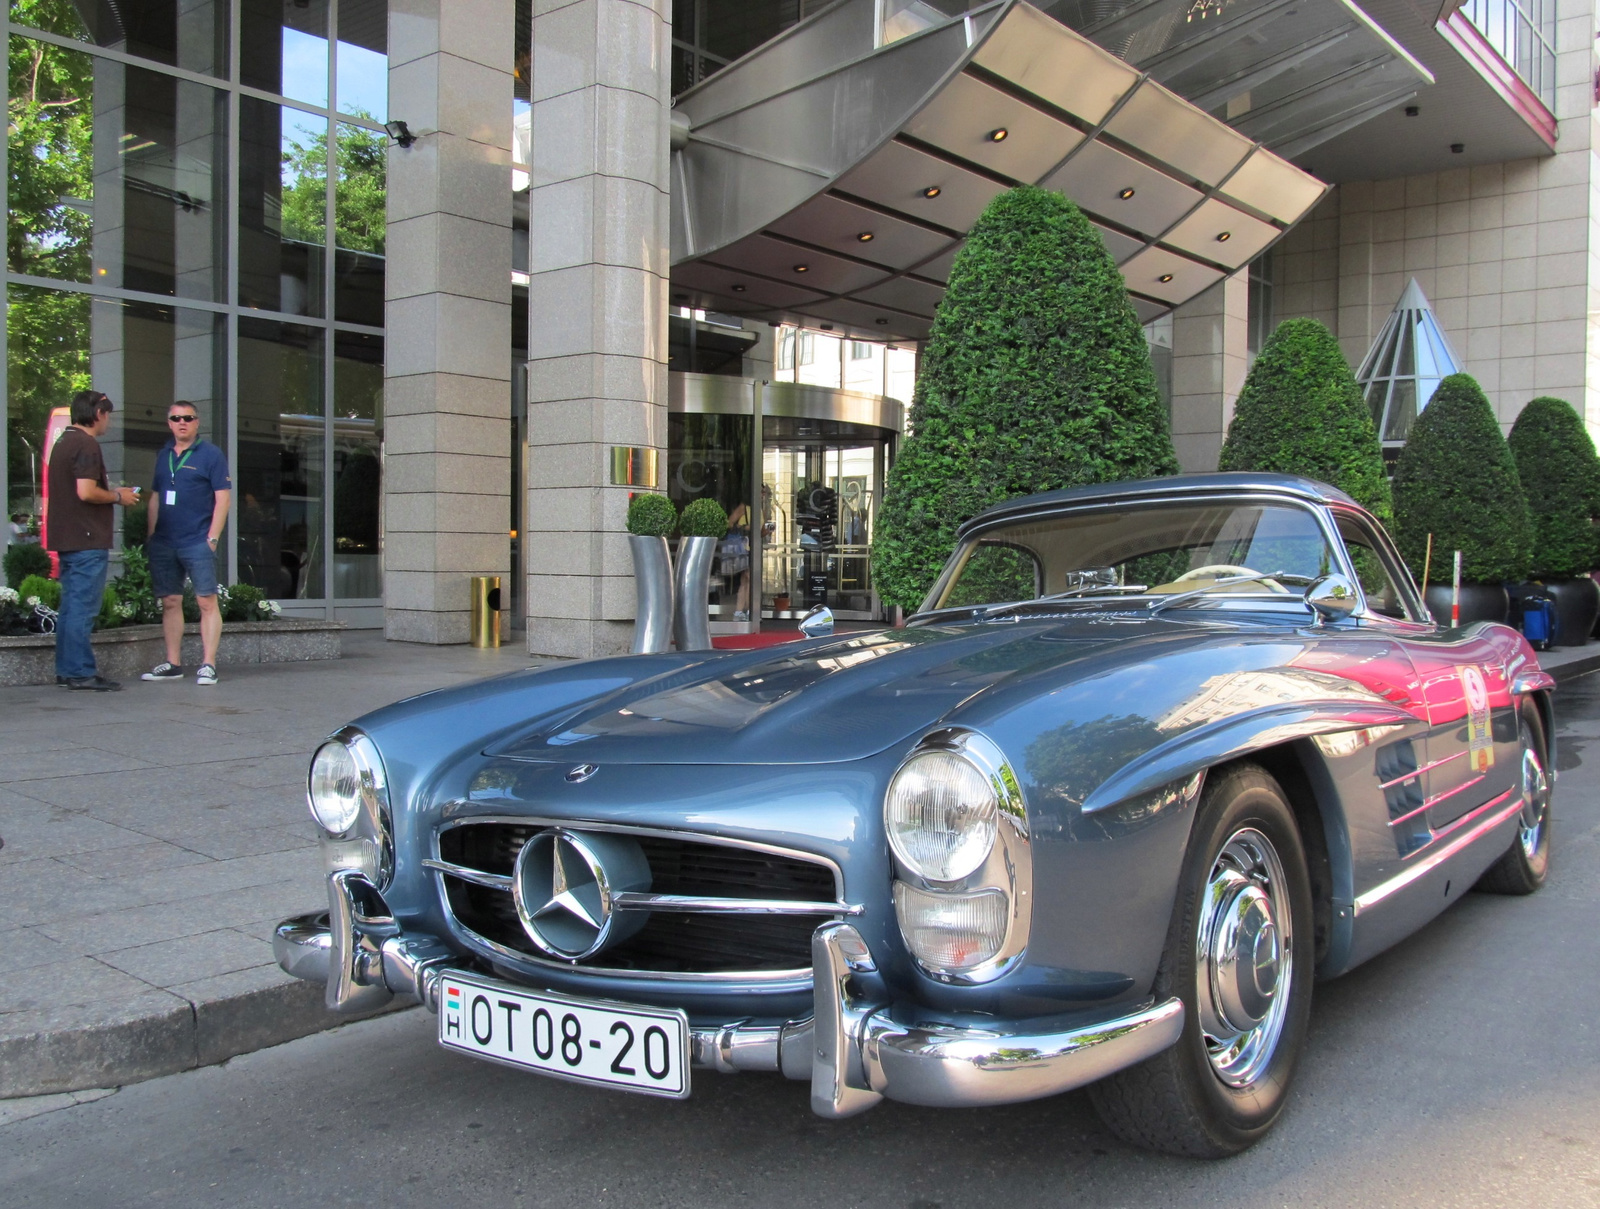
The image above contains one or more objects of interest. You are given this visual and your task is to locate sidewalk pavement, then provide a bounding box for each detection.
[0,631,537,1098]
[3,634,1599,1102]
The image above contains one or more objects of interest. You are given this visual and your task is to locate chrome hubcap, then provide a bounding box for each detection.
[1196,827,1292,1087]
[1518,732,1550,863]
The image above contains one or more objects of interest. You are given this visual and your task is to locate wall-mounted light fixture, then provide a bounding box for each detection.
[384,120,417,148]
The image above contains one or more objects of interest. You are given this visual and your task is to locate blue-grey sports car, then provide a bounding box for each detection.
[275,472,1555,1156]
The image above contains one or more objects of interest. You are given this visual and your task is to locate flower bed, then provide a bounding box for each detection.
[0,618,343,687]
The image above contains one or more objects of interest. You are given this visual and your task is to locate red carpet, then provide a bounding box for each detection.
[711,631,804,650]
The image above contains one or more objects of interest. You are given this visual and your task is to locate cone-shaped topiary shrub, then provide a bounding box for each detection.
[874,185,1178,610]
[1507,396,1600,578]
[1392,373,1531,584]
[1218,317,1391,521]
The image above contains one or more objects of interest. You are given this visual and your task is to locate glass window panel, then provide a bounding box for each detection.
[238,318,324,599]
[333,122,385,325]
[240,0,329,108]
[1383,378,1417,442]
[7,282,89,519]
[8,0,229,77]
[239,97,326,315]
[1413,317,1440,379]
[1392,318,1414,377]
[1366,379,1388,429]
[8,38,226,301]
[335,0,387,120]
[332,331,383,599]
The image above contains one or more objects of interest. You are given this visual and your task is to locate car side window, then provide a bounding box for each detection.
[1336,515,1419,622]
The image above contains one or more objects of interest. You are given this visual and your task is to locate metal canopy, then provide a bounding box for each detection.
[669,0,1346,343]
[1045,0,1433,161]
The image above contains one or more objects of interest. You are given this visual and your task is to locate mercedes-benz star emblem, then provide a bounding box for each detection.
[511,828,651,961]
[565,763,598,783]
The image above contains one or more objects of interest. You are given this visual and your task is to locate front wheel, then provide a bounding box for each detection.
[1089,763,1314,1157]
[1474,701,1551,895]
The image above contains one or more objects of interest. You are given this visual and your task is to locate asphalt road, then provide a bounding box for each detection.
[4,680,1600,1208]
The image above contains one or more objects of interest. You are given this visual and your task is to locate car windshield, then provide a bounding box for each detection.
[928,499,1337,614]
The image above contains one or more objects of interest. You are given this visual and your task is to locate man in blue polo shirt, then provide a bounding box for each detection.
[141,400,232,685]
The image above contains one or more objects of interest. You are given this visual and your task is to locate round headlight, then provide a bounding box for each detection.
[309,741,362,835]
[886,748,998,881]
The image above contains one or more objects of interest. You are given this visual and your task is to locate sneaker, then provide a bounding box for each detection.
[733,609,750,621]
[196,663,218,686]
[64,675,121,692]
[141,662,184,681]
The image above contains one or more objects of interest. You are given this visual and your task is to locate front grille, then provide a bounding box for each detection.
[435,822,840,976]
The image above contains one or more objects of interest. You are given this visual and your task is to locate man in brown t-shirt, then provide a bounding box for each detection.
[44,391,139,690]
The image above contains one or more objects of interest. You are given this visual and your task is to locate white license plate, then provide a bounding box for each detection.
[437,972,690,1099]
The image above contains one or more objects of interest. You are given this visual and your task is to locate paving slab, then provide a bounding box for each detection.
[0,629,539,1097]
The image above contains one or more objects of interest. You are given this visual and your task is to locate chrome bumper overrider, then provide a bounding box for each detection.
[274,871,1184,1117]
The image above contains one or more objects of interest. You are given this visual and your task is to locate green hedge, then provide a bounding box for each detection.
[626,493,676,538]
[3,541,51,587]
[16,573,60,610]
[1219,317,1391,521]
[1507,395,1600,578]
[873,185,1177,609]
[1392,373,1531,584]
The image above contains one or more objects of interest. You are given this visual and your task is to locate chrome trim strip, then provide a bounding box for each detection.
[612,892,863,916]
[421,858,513,890]
[1378,749,1464,791]
[1386,773,1484,828]
[1353,787,1520,915]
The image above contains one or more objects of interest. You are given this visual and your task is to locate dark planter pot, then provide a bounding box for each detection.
[1424,583,1509,627]
[1542,577,1599,646]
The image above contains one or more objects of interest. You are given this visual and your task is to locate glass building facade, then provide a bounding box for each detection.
[4,0,387,615]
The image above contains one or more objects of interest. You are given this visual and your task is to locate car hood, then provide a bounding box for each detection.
[482,617,1219,765]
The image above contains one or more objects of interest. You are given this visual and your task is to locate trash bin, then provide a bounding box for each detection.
[469,575,501,648]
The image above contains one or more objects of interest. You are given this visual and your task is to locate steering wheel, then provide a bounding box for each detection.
[1171,563,1292,595]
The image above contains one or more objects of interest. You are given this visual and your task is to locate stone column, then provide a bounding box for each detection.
[383,0,514,643]
[1168,272,1249,472]
[524,0,672,659]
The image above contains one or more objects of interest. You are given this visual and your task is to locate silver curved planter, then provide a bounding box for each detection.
[630,535,675,654]
[673,535,719,653]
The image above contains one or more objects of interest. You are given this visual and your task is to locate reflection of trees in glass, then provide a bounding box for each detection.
[1024,711,1164,815]
[334,449,380,549]
[278,110,386,253]
[8,10,94,505]
[944,543,1037,608]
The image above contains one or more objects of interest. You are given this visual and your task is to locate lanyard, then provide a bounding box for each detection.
[168,443,196,482]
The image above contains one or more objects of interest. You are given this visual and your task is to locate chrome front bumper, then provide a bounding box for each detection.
[275,870,1184,1117]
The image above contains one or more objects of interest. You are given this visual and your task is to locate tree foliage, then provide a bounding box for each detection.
[873,186,1178,610]
[1218,317,1391,520]
[1507,395,1600,578]
[7,2,95,509]
[279,115,387,254]
[1392,373,1532,584]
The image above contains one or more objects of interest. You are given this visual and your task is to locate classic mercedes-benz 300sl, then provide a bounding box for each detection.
[275,472,1554,1156]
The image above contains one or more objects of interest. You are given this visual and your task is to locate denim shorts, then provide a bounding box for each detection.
[148,539,219,598]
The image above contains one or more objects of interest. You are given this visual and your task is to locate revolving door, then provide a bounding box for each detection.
[667,374,903,627]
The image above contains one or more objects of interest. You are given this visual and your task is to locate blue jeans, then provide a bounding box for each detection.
[55,548,109,680]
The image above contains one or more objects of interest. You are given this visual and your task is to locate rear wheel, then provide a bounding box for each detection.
[1475,702,1551,895]
[1089,763,1314,1157]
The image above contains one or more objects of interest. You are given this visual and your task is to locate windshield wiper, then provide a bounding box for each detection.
[1145,571,1315,615]
[976,582,1149,620]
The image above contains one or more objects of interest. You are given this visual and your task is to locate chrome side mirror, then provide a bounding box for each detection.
[1305,574,1359,624]
[799,604,834,638]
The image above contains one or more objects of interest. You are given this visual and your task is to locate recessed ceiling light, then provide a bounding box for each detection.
[875,318,889,325]
[1118,187,1135,199]
[922,186,941,198]
[1158,274,1174,283]
[1216,231,1231,242]
[987,128,1008,142]
[793,264,809,272]
[857,232,874,242]
[730,284,747,292]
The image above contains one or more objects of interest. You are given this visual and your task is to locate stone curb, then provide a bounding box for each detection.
[0,970,403,1100]
[1548,651,1600,683]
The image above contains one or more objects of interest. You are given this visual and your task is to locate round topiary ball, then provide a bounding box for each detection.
[678,497,729,538]
[1219,317,1390,521]
[1392,373,1532,585]
[626,493,676,538]
[1507,395,1600,578]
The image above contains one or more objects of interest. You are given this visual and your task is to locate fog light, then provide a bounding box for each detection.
[894,881,1008,974]
[309,741,362,835]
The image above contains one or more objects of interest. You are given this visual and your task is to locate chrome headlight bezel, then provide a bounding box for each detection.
[307,728,394,889]
[885,728,1031,984]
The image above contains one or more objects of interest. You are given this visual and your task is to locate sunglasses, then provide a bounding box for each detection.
[168,414,197,423]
